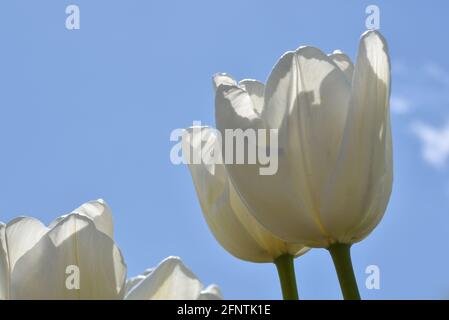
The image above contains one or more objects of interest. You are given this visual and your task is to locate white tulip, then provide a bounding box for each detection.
[213,30,392,248]
[183,126,308,263]
[125,256,222,300]
[0,200,223,300]
[0,199,126,299]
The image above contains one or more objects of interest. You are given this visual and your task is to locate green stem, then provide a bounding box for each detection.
[274,254,299,300]
[327,243,361,300]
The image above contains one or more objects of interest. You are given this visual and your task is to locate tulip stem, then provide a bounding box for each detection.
[328,243,361,300]
[274,254,299,300]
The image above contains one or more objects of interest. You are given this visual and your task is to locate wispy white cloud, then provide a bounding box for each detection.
[412,121,449,168]
[390,61,449,118]
[423,63,449,87]
[390,95,412,114]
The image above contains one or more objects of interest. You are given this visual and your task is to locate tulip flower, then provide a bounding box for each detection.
[183,126,309,299]
[0,200,222,300]
[125,256,222,300]
[213,30,392,299]
[0,200,126,299]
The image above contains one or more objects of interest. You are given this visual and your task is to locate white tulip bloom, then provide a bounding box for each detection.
[125,256,222,300]
[183,127,308,262]
[0,200,126,299]
[214,30,392,248]
[0,200,221,300]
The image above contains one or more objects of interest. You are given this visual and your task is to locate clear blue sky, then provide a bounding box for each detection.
[1,0,448,299]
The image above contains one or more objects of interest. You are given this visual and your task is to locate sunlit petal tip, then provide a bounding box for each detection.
[142,268,154,276]
[294,45,325,55]
[361,29,385,39]
[295,45,309,51]
[239,78,264,92]
[203,284,221,293]
[265,49,295,80]
[360,30,389,52]
[6,216,46,229]
[328,49,352,60]
[153,256,185,271]
[161,255,182,264]
[212,73,237,91]
[294,45,330,58]
[71,199,115,239]
[238,78,262,85]
[328,50,354,81]
[125,256,209,300]
[199,284,223,300]
[53,211,92,228]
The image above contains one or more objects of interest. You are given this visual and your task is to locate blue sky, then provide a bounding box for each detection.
[0,0,449,299]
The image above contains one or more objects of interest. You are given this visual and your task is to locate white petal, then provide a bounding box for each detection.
[0,222,9,299]
[125,257,205,300]
[0,218,49,299]
[198,284,223,300]
[4,217,48,271]
[328,50,354,82]
[11,214,127,299]
[228,178,309,258]
[142,268,154,276]
[183,127,307,262]
[215,85,264,130]
[125,268,153,295]
[49,199,114,239]
[239,79,265,115]
[320,30,392,243]
[213,73,237,92]
[264,47,351,182]
[125,275,146,295]
[220,46,351,246]
[216,52,323,246]
[74,199,114,238]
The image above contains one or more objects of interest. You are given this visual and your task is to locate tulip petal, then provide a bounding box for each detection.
[328,50,354,82]
[11,214,126,299]
[125,275,146,295]
[215,86,264,130]
[239,79,265,115]
[183,127,307,262]
[49,199,114,239]
[183,127,270,261]
[125,268,153,294]
[0,218,49,300]
[74,199,114,238]
[3,217,48,271]
[320,30,392,243]
[213,73,237,92]
[264,47,351,185]
[0,222,9,299]
[219,46,351,245]
[198,284,223,300]
[125,257,210,300]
